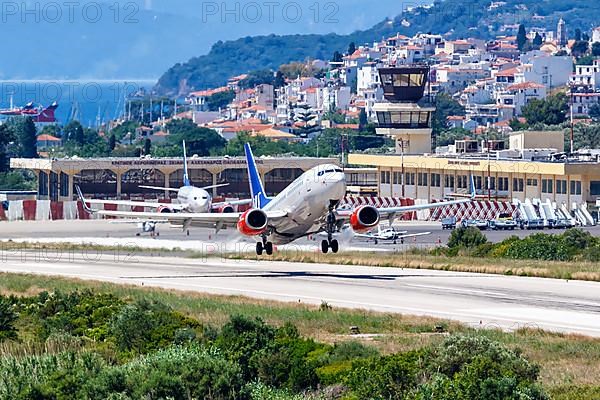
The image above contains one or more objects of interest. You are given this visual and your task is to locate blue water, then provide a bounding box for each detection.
[0,80,155,127]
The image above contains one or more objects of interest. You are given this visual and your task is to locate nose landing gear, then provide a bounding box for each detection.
[321,203,340,254]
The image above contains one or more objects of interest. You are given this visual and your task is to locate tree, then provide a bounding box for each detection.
[143,138,151,155]
[436,128,474,146]
[358,109,368,129]
[347,42,356,55]
[448,227,488,249]
[517,24,528,51]
[18,117,38,158]
[165,119,226,156]
[521,93,569,126]
[331,51,343,63]
[239,69,275,89]
[432,93,466,135]
[64,120,85,146]
[205,90,235,111]
[572,123,600,150]
[532,33,543,49]
[108,134,116,152]
[572,40,590,57]
[574,28,582,42]
[0,124,14,172]
[274,70,286,88]
[592,42,600,57]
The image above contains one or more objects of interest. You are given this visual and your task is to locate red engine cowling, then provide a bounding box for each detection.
[350,206,380,233]
[157,206,173,213]
[217,204,235,213]
[237,209,268,236]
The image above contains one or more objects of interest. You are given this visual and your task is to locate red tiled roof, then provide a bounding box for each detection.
[37,134,60,141]
[506,82,545,91]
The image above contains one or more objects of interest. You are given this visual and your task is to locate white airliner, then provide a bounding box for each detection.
[82,142,249,216]
[78,143,474,255]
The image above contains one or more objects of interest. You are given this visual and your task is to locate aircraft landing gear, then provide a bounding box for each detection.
[321,204,340,254]
[256,235,274,256]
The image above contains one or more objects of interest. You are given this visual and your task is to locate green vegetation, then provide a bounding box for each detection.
[205,90,236,112]
[521,93,569,126]
[0,274,598,399]
[445,227,600,264]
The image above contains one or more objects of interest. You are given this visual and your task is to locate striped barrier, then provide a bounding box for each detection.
[342,196,417,220]
[428,200,519,221]
[23,200,37,221]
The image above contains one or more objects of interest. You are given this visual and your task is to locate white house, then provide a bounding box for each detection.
[571,59,600,89]
[499,82,547,115]
[518,52,573,88]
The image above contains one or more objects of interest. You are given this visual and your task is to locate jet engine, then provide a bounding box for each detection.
[237,209,268,236]
[349,206,380,233]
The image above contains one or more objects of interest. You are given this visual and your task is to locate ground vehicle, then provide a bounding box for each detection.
[441,216,457,230]
[550,218,576,229]
[488,213,518,230]
[461,219,489,230]
[518,218,545,230]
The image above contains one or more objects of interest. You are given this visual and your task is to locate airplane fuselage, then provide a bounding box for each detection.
[177,186,213,213]
[261,164,346,244]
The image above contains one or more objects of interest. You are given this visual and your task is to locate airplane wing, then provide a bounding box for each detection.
[337,176,475,223]
[212,199,253,208]
[91,209,287,230]
[77,185,286,230]
[82,198,187,212]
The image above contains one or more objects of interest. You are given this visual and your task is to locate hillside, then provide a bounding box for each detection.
[155,0,600,94]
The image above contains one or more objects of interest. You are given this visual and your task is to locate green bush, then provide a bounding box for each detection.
[22,290,125,341]
[111,299,201,356]
[0,296,18,341]
[214,315,277,381]
[346,350,425,399]
[448,227,488,249]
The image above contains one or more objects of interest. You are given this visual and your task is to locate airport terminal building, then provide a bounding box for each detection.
[10,156,338,201]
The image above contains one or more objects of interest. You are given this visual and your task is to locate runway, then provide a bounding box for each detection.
[1,250,600,337]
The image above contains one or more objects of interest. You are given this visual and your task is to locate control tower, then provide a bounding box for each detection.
[374,66,435,154]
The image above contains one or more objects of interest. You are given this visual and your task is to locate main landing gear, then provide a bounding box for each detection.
[256,235,274,256]
[321,203,340,254]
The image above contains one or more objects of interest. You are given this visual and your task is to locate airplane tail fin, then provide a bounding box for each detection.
[244,143,270,209]
[182,140,191,187]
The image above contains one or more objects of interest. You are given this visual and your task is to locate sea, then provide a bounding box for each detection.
[0,80,156,127]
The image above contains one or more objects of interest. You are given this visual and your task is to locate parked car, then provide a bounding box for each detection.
[441,216,457,230]
[461,219,489,230]
[488,213,518,230]
[550,218,576,229]
[518,218,545,230]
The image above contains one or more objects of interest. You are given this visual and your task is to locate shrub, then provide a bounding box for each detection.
[110,299,201,356]
[418,335,548,400]
[0,296,18,341]
[345,350,425,399]
[448,227,488,249]
[214,315,277,381]
[23,290,125,341]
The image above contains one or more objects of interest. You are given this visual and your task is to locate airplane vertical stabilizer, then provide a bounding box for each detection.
[244,143,271,209]
[182,140,191,187]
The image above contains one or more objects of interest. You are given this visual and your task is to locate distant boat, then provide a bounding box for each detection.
[0,101,36,116]
[0,101,59,123]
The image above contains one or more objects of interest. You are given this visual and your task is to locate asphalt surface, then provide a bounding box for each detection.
[3,220,600,248]
[0,251,599,337]
[1,220,600,337]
